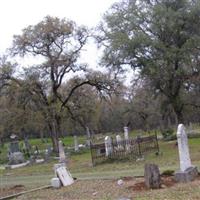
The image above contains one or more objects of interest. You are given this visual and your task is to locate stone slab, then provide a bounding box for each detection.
[56,166,74,186]
[6,161,30,169]
[175,166,198,182]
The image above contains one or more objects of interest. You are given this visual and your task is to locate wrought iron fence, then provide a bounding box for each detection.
[90,134,159,166]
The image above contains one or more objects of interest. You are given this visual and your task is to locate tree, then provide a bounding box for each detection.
[97,0,200,123]
[10,16,115,152]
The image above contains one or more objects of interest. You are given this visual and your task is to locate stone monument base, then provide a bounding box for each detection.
[175,166,198,183]
[8,152,25,165]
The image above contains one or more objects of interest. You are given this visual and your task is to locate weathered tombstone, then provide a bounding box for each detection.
[59,140,66,163]
[8,134,25,165]
[44,149,50,162]
[51,177,61,188]
[124,127,129,140]
[53,163,74,187]
[175,124,198,182]
[116,135,123,150]
[74,136,79,152]
[124,127,130,152]
[105,136,113,156]
[144,163,161,189]
[56,166,74,186]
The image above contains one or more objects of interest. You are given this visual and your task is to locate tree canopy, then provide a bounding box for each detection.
[97,0,200,123]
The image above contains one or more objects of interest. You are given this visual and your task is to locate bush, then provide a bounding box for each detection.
[161,169,174,176]
[161,129,176,141]
[161,129,174,138]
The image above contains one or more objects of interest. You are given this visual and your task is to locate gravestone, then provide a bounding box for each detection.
[124,127,129,140]
[56,166,74,186]
[175,124,198,182]
[116,135,123,150]
[53,163,74,187]
[105,136,113,156]
[8,135,25,165]
[74,136,79,152]
[59,140,66,163]
[44,146,52,162]
[144,163,161,189]
[124,127,130,152]
[10,141,20,153]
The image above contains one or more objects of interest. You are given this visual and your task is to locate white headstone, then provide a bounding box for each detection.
[177,124,192,171]
[124,127,130,152]
[56,166,74,186]
[105,136,113,156]
[74,136,79,152]
[116,135,123,149]
[58,140,66,163]
[124,127,129,140]
[51,177,61,188]
[116,135,122,144]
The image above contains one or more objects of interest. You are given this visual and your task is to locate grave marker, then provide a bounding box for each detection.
[74,136,79,152]
[175,124,198,182]
[105,136,113,156]
[59,140,66,163]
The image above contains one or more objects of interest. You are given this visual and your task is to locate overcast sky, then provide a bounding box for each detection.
[0,0,117,67]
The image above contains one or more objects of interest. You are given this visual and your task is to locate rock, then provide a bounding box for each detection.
[92,192,98,196]
[51,177,61,188]
[161,184,167,189]
[144,163,161,189]
[117,179,124,186]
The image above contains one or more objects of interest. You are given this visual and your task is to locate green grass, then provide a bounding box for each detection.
[1,137,200,199]
[1,138,200,178]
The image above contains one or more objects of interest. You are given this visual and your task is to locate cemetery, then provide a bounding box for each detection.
[0,0,200,199]
[0,124,200,199]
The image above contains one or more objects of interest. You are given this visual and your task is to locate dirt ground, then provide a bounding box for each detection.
[0,176,177,200]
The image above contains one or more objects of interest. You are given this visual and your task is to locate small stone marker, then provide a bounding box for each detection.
[144,163,161,189]
[175,124,198,182]
[8,135,25,165]
[51,177,61,188]
[59,140,66,163]
[105,136,113,156]
[74,136,79,152]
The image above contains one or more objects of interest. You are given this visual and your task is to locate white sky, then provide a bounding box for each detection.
[0,0,117,68]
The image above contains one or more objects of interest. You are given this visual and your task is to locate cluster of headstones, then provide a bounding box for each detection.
[104,126,129,156]
[7,134,53,166]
